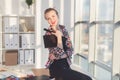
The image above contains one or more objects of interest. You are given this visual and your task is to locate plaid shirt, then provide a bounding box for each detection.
[45,25,73,68]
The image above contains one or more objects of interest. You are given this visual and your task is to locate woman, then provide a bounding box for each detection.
[44,7,73,79]
[44,8,92,80]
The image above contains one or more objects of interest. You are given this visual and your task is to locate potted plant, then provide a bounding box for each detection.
[25,0,34,8]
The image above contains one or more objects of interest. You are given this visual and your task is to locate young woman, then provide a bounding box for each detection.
[44,8,92,80]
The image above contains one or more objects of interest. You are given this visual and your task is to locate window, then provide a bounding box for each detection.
[96,0,114,21]
[74,0,90,72]
[73,0,120,80]
[96,24,113,67]
[74,0,90,57]
[95,0,114,67]
[94,65,111,80]
[82,0,90,21]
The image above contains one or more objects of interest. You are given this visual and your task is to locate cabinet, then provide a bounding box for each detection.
[0,0,36,66]
[1,16,35,65]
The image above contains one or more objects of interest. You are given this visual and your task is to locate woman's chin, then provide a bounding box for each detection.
[51,24,57,27]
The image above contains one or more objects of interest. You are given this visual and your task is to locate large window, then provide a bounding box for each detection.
[73,0,120,80]
[96,0,114,21]
[74,0,90,73]
[96,24,113,67]
[95,0,114,67]
[74,0,90,56]
[94,65,111,80]
[82,0,90,21]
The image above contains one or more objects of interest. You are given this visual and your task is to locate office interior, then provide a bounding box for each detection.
[0,0,120,80]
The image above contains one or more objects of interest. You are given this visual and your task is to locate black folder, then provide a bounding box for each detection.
[43,34,57,48]
[43,34,68,51]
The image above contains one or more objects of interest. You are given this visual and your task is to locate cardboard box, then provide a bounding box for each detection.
[5,51,18,66]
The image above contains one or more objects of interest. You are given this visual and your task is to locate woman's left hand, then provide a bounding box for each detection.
[52,30,63,48]
[49,53,56,61]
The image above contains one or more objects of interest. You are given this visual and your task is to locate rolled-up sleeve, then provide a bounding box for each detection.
[55,28,74,59]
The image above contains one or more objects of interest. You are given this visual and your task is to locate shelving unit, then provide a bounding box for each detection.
[0,0,36,66]
[0,16,2,65]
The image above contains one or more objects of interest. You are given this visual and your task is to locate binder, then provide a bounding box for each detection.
[43,34,57,48]
[9,34,18,49]
[9,17,18,33]
[29,34,35,48]
[43,34,68,51]
[3,17,9,32]
[3,17,18,33]
[5,34,10,48]
[4,34,18,49]
[12,34,18,49]
[19,50,25,64]
[30,50,34,64]
[25,50,29,64]
[25,50,34,64]
[21,34,35,48]
[21,34,27,48]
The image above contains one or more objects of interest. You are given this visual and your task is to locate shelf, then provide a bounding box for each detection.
[2,32,19,34]
[0,0,36,66]
[18,15,35,17]
[2,48,19,51]
[1,16,35,65]
[19,32,35,34]
[19,48,35,50]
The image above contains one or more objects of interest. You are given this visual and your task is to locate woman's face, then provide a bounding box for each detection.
[45,10,59,27]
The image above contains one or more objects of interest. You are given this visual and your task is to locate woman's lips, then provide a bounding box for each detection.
[51,21,56,24]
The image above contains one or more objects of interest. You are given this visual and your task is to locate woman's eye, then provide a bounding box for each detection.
[47,18,50,20]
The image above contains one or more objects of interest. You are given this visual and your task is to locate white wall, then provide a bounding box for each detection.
[0,0,34,16]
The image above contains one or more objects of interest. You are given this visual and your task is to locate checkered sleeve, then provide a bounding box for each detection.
[62,28,74,58]
[49,47,64,58]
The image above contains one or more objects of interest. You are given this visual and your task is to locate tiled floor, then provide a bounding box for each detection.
[0,65,37,79]
[0,65,53,80]
[0,65,94,80]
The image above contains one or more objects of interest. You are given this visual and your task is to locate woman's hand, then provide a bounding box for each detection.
[49,53,56,61]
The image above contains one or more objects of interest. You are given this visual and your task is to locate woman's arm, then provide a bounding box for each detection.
[51,27,74,60]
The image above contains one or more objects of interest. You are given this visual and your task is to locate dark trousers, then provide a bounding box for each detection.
[49,58,92,80]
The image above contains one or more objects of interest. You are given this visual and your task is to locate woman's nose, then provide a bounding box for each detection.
[50,18,54,21]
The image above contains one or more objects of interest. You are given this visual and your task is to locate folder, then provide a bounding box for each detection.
[5,34,10,48]
[24,50,34,64]
[43,34,57,48]
[19,50,25,64]
[25,50,29,64]
[3,17,9,32]
[30,50,34,64]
